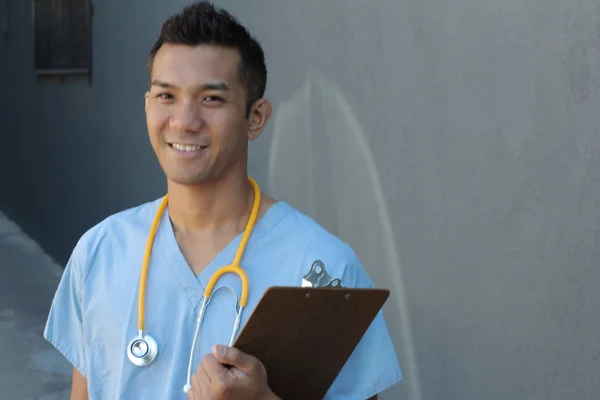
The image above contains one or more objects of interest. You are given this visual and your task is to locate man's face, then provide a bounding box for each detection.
[145,44,252,186]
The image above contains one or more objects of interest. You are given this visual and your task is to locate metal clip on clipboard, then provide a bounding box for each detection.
[301,260,344,288]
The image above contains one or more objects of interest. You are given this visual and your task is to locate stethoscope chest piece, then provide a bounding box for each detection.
[127,333,158,367]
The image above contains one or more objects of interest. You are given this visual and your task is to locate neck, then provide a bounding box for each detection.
[166,174,255,235]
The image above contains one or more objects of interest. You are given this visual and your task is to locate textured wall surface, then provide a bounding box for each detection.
[2,0,600,399]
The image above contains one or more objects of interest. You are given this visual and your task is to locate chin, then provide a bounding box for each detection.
[166,171,212,186]
[169,176,208,186]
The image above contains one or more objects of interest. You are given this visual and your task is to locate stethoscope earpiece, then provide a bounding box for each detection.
[127,333,159,367]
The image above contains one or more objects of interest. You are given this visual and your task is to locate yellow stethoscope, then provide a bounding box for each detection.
[126,177,261,394]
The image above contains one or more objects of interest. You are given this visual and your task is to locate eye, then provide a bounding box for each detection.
[203,96,224,103]
[156,93,174,100]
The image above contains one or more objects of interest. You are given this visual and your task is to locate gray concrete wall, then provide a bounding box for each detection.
[2,0,600,399]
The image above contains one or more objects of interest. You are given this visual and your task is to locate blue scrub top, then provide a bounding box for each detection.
[44,199,402,399]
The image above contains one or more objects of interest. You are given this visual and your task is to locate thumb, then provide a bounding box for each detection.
[213,345,259,374]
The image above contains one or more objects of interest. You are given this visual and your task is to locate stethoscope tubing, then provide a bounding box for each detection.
[126,177,262,395]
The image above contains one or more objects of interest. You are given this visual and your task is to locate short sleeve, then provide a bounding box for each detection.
[43,243,89,377]
[325,249,403,399]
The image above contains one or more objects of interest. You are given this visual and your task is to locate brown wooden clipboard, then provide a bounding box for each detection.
[233,286,390,400]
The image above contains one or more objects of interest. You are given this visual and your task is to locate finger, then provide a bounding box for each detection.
[187,377,198,400]
[212,345,260,375]
[193,365,210,400]
[201,353,227,383]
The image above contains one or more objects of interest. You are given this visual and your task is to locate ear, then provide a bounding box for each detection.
[144,91,150,113]
[247,98,272,141]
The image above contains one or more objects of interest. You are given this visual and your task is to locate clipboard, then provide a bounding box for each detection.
[233,286,390,400]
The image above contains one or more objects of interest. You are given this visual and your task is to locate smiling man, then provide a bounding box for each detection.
[43,2,402,399]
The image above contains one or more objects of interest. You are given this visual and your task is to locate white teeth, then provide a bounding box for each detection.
[172,143,203,152]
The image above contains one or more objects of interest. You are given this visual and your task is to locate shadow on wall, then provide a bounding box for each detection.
[266,70,422,400]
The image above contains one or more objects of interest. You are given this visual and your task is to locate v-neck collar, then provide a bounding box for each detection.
[154,200,291,309]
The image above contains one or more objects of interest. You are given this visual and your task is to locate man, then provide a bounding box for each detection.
[44,2,402,399]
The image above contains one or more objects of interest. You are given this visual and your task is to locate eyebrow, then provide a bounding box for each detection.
[150,79,231,92]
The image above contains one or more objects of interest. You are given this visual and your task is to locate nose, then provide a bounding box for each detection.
[169,100,204,133]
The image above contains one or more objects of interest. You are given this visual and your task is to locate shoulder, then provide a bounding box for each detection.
[265,202,370,288]
[268,202,353,254]
[67,198,163,284]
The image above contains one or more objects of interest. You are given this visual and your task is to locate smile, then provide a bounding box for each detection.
[169,143,208,152]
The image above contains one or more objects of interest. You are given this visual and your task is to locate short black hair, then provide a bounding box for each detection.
[148,1,267,116]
